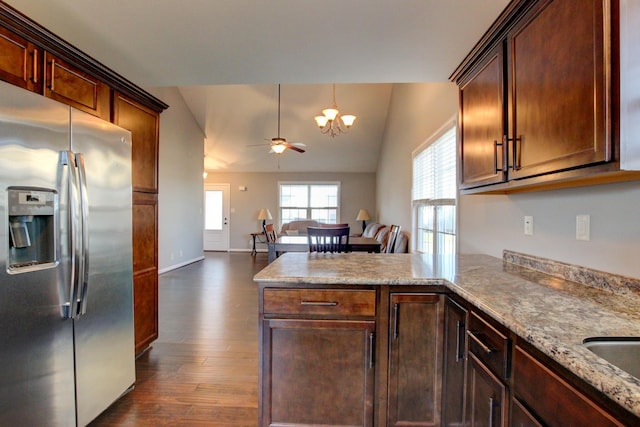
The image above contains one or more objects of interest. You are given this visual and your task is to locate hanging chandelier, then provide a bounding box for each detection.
[314,84,356,137]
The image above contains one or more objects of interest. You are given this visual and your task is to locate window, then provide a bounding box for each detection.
[412,122,457,256]
[279,182,340,227]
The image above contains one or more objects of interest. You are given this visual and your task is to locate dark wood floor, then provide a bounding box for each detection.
[90,252,268,426]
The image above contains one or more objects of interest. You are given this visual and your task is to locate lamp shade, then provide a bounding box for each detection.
[258,208,273,220]
[356,209,371,221]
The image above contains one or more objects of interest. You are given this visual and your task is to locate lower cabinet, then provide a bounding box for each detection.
[259,285,447,427]
[512,343,628,427]
[442,296,468,426]
[467,353,508,427]
[262,318,375,426]
[387,293,444,426]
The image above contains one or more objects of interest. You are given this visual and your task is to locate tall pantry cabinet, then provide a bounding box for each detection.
[0,4,168,355]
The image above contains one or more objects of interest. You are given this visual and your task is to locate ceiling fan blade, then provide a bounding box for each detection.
[290,142,306,147]
[285,143,305,153]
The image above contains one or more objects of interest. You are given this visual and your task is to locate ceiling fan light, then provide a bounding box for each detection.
[315,115,329,128]
[322,108,339,121]
[341,114,356,127]
[272,144,287,154]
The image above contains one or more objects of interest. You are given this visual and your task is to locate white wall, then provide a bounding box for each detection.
[377,83,640,279]
[148,87,206,273]
[205,171,376,250]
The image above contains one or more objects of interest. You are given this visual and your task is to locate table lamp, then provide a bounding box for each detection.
[356,209,371,234]
[258,208,272,228]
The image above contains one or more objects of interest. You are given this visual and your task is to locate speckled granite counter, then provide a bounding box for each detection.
[254,250,640,419]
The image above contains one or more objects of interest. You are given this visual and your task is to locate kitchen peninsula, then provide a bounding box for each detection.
[254,251,640,426]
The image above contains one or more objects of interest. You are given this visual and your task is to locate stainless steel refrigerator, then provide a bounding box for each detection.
[0,80,135,426]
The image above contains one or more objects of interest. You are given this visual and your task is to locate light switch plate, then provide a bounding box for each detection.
[576,214,590,241]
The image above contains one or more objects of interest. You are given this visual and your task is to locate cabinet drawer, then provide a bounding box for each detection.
[467,310,510,380]
[263,289,376,317]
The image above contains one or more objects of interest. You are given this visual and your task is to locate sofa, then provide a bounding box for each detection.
[280,220,320,235]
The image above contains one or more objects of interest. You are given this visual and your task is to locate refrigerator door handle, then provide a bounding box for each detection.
[60,150,82,319]
[75,152,90,316]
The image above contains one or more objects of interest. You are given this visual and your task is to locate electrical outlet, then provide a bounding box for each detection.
[576,214,590,241]
[524,216,534,236]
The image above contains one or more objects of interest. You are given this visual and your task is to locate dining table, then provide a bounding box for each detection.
[267,235,381,263]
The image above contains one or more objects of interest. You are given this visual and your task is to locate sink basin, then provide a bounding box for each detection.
[583,337,640,379]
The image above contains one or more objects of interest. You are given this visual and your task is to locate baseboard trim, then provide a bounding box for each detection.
[159,256,205,275]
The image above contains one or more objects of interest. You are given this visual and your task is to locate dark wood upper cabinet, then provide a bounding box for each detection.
[507,0,610,179]
[452,0,640,194]
[43,51,110,121]
[0,26,40,92]
[459,44,506,189]
[113,92,160,193]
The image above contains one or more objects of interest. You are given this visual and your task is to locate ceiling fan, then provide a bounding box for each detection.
[249,84,306,155]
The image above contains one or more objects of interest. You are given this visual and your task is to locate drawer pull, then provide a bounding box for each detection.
[300,300,338,306]
[467,330,494,354]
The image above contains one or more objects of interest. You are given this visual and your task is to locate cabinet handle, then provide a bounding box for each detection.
[508,135,522,171]
[493,138,505,174]
[368,332,375,369]
[467,330,494,354]
[393,303,399,340]
[31,48,38,83]
[49,58,56,91]
[455,320,465,362]
[489,397,496,426]
[300,300,338,306]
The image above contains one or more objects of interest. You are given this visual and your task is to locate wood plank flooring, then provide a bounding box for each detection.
[90,252,268,426]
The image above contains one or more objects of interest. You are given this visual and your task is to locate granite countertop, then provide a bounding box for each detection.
[254,250,640,419]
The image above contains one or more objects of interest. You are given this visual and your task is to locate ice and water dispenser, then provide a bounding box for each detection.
[7,188,57,271]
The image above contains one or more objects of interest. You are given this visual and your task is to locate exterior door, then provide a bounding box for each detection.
[203,183,230,251]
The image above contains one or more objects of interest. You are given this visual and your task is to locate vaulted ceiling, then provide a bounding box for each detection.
[5,0,509,172]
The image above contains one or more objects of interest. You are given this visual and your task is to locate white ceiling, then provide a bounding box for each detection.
[5,0,509,172]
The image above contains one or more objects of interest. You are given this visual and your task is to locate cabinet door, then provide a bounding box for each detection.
[512,345,625,427]
[113,92,160,193]
[507,0,610,179]
[459,43,506,189]
[442,297,468,427]
[43,52,110,120]
[0,27,41,92]
[467,353,507,427]
[388,293,444,427]
[132,192,158,354]
[261,318,375,427]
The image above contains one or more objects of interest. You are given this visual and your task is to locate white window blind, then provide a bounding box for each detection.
[412,123,457,256]
[412,126,457,202]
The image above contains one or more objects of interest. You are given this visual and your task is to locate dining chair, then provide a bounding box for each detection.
[307,226,350,253]
[384,225,401,253]
[263,223,278,243]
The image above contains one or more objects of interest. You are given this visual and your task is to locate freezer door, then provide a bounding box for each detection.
[70,108,135,426]
[0,82,76,425]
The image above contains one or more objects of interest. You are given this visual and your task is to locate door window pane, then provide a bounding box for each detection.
[205,190,222,230]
